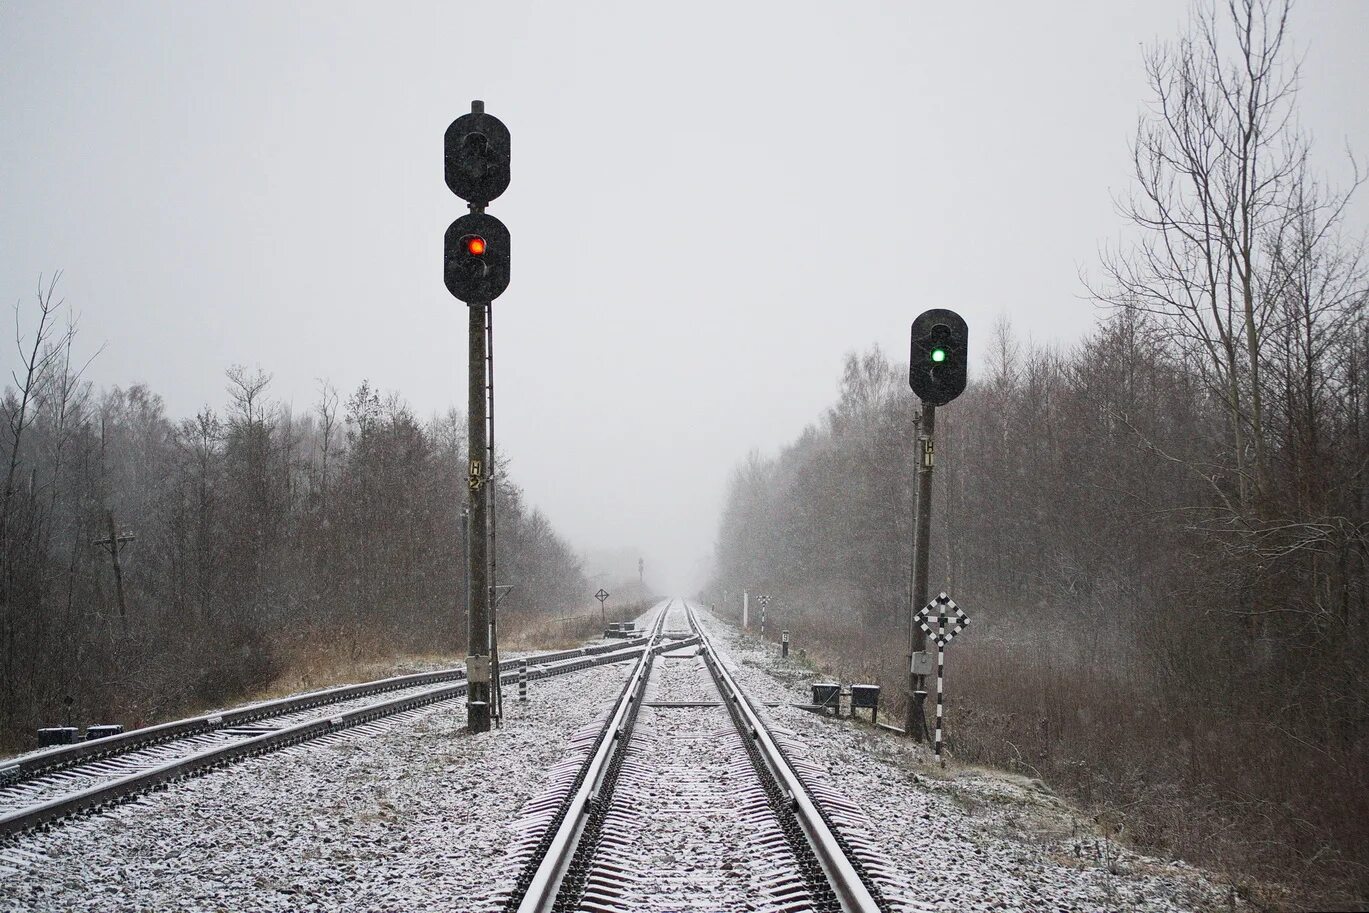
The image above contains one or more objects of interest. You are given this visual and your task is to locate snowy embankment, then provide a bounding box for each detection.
[2,607,1238,913]
[1,659,634,913]
[696,604,1241,913]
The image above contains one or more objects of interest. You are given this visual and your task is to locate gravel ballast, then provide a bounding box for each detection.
[1,604,1241,912]
[691,602,1242,913]
[1,660,635,913]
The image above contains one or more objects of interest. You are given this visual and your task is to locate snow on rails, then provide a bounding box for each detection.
[0,599,1239,913]
[489,598,918,913]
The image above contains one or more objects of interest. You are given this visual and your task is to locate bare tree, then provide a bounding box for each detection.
[315,379,339,500]
[1,274,79,720]
[1092,0,1305,506]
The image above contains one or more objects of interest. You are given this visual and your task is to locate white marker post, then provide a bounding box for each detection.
[916,592,970,767]
[934,614,946,761]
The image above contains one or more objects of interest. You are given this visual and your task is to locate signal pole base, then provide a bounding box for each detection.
[467,698,490,734]
[906,689,929,742]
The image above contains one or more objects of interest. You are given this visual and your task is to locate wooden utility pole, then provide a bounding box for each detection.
[93,511,135,625]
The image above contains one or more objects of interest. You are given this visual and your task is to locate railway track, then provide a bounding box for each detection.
[494,599,913,913]
[0,623,669,838]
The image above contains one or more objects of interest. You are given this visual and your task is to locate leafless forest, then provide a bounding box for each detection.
[711,2,1367,905]
[0,297,587,750]
[2,0,1366,907]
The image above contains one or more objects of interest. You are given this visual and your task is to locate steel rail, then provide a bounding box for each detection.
[0,638,658,839]
[1,635,654,788]
[687,601,886,913]
[511,599,674,913]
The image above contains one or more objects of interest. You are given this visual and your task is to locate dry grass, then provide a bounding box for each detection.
[738,606,1369,911]
[500,598,659,651]
[950,642,1369,912]
[499,612,605,651]
[0,607,631,759]
[254,639,463,703]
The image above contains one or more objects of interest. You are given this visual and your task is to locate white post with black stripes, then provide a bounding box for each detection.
[933,614,947,764]
[916,592,969,768]
[518,658,528,702]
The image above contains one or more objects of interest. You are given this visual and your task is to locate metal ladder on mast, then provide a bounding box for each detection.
[485,300,502,725]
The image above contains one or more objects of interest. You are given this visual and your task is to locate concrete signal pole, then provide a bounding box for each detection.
[444,99,512,734]
[467,305,491,732]
[906,405,934,740]
[905,309,968,741]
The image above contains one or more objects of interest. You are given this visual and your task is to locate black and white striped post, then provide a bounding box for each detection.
[759,594,770,638]
[917,592,970,767]
[933,614,946,760]
[518,658,528,702]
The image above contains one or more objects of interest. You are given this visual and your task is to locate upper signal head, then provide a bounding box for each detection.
[444,104,511,206]
[909,309,968,406]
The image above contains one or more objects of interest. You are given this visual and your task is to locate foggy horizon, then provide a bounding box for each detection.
[5,2,1368,594]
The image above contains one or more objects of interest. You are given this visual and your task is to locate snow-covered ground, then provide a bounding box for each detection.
[565,634,819,912]
[1,604,1240,913]
[1,660,635,913]
[694,603,1242,913]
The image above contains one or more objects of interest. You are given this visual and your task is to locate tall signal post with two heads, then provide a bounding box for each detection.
[905,309,968,741]
[444,100,511,734]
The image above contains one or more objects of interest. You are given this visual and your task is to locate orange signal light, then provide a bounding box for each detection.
[466,236,487,256]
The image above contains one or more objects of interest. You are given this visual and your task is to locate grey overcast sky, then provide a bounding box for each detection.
[3,2,1368,593]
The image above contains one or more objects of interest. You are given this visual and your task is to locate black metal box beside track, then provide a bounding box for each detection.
[85,724,124,741]
[37,727,78,747]
[811,682,840,710]
[850,684,880,709]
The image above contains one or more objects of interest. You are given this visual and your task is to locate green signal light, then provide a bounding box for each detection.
[931,348,947,363]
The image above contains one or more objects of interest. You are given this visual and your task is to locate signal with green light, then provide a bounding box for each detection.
[909,309,968,405]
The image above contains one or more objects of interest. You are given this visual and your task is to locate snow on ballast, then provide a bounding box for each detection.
[0,637,654,838]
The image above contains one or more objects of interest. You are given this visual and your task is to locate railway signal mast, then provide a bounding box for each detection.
[445,100,512,734]
[905,309,968,742]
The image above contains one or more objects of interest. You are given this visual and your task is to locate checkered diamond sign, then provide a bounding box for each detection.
[917,592,969,648]
[917,591,970,766]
